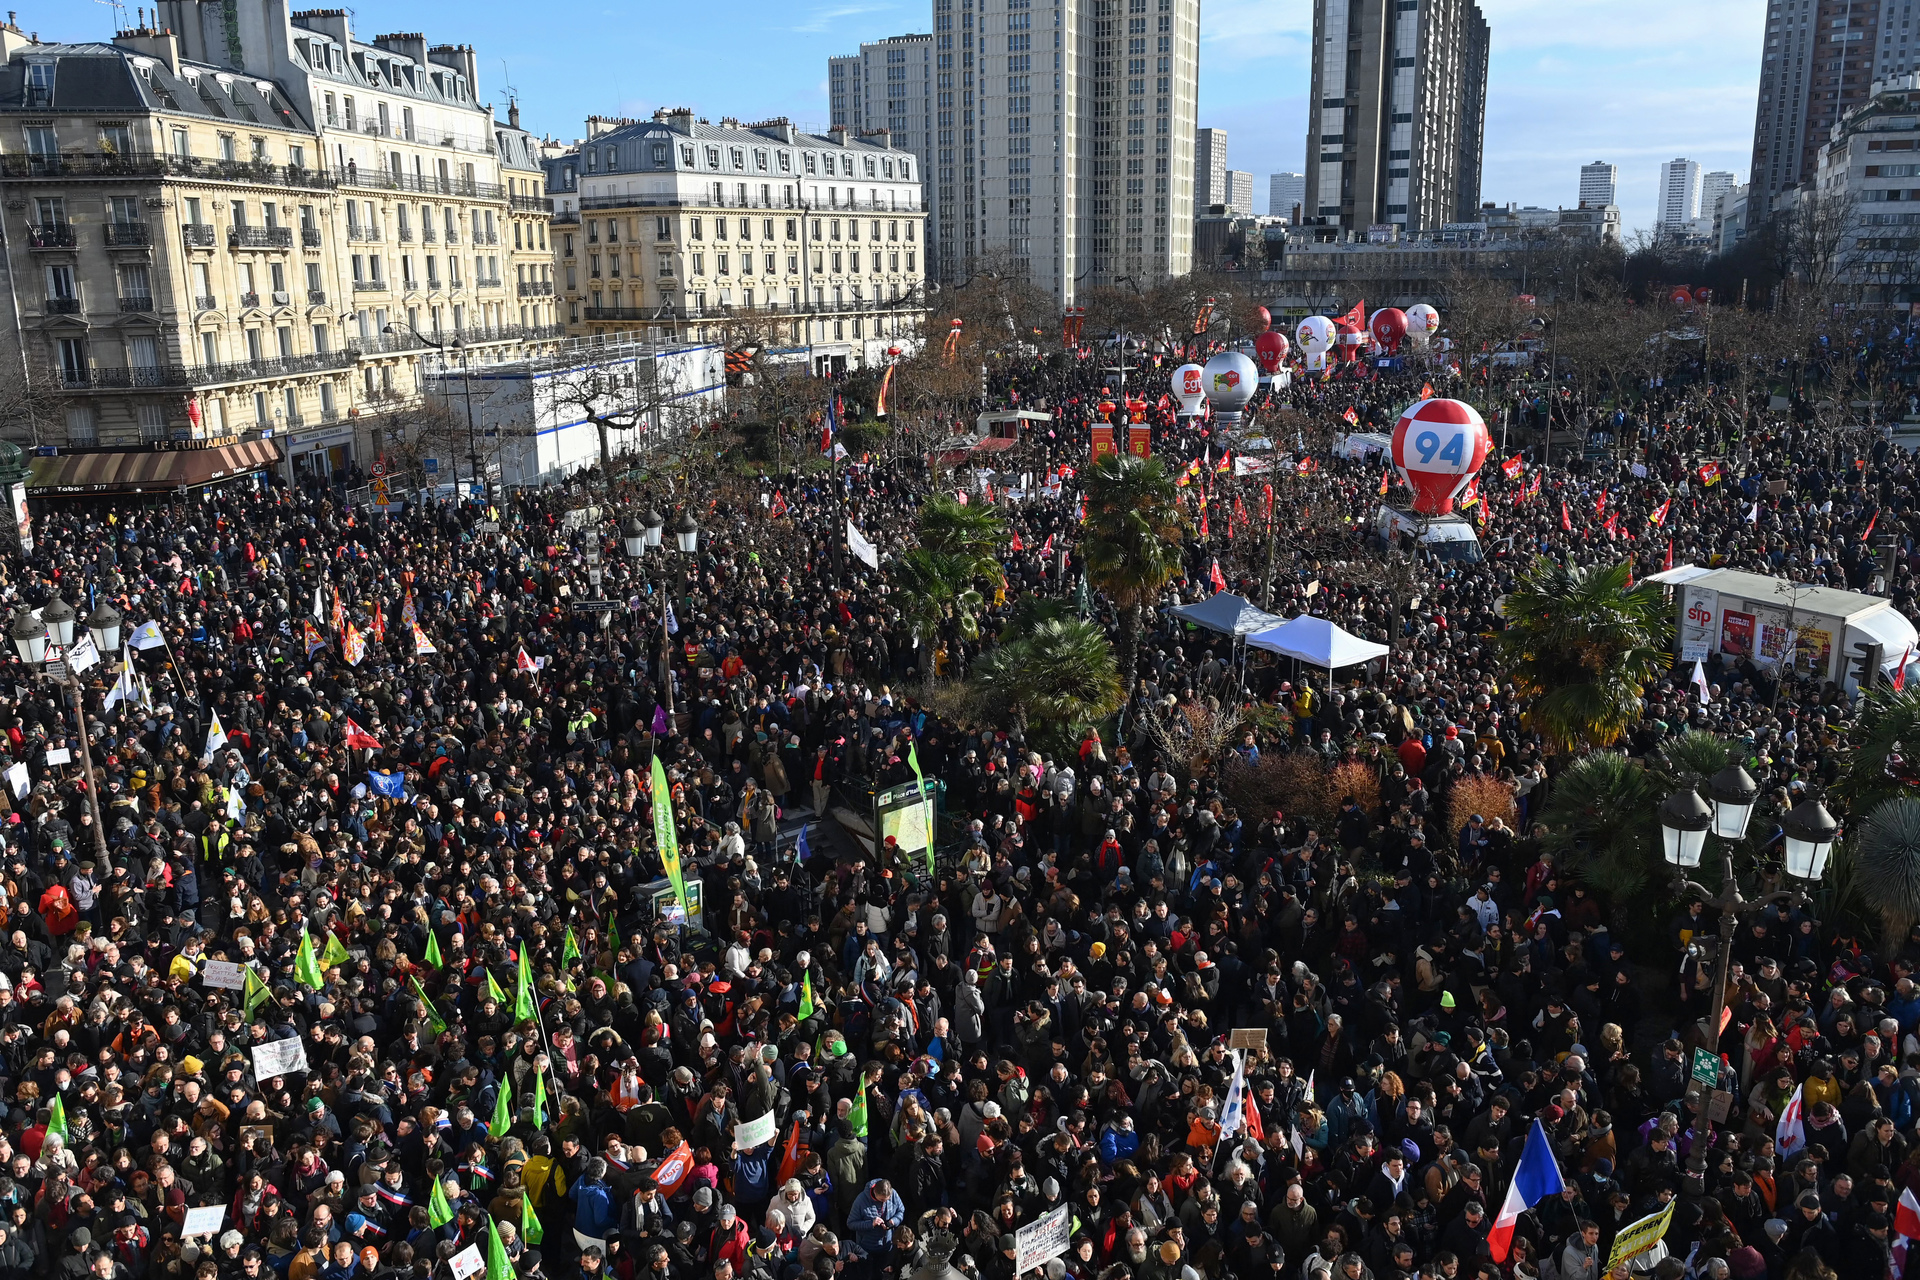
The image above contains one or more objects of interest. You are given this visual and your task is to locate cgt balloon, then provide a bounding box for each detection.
[1171,364,1206,416]
[1253,331,1290,378]
[1391,398,1491,516]
[1296,314,1335,354]
[1369,308,1408,356]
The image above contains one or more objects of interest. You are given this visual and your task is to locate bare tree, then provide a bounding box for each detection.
[0,353,82,447]
[1776,187,1860,303]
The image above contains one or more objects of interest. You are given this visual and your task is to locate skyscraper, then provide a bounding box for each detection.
[1227,169,1254,213]
[1197,127,1227,210]
[1699,170,1736,228]
[1578,160,1617,208]
[1747,0,1920,214]
[1657,158,1703,231]
[1304,0,1489,234]
[829,35,938,274]
[934,0,1199,300]
[1270,172,1306,220]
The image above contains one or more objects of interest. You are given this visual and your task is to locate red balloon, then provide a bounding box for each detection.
[1256,306,1272,333]
[1369,308,1408,356]
[1253,331,1290,375]
[1390,399,1491,516]
[1670,286,1695,309]
[1333,319,1365,362]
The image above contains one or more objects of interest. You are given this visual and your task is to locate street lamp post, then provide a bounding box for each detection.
[1660,765,1835,1173]
[386,322,486,503]
[624,508,690,729]
[12,602,113,864]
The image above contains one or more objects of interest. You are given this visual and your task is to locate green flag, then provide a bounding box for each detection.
[46,1093,67,1145]
[485,968,507,1006]
[848,1079,867,1138]
[562,928,581,965]
[321,930,350,969]
[427,1174,456,1228]
[907,742,934,878]
[520,1181,544,1245]
[491,1075,512,1137]
[531,1070,548,1128]
[243,965,271,1018]
[486,1214,513,1280]
[651,756,688,912]
[294,931,326,991]
[424,928,443,970]
[797,970,815,1023]
[409,975,448,1036]
[607,914,621,957]
[514,946,536,1024]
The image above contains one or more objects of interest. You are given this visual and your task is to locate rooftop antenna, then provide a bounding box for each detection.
[97,0,130,29]
[499,58,518,106]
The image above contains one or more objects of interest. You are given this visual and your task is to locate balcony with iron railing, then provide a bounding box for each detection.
[192,349,363,384]
[119,295,154,312]
[576,191,922,214]
[271,290,291,306]
[240,291,260,309]
[0,152,339,190]
[445,229,461,244]
[518,281,554,297]
[510,194,553,213]
[346,227,382,243]
[352,278,388,292]
[194,294,217,311]
[103,222,150,247]
[422,228,439,243]
[477,277,503,290]
[398,228,415,243]
[44,297,80,314]
[552,211,580,225]
[27,224,75,249]
[584,293,925,324]
[183,223,216,249]
[336,167,505,201]
[308,289,327,306]
[482,232,500,245]
[302,227,323,248]
[229,226,294,249]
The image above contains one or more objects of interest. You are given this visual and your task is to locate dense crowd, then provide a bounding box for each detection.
[0,320,1913,1280]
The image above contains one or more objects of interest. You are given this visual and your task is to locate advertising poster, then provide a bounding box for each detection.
[1720,610,1755,658]
[1753,607,1791,666]
[1795,627,1833,678]
[1680,587,1718,662]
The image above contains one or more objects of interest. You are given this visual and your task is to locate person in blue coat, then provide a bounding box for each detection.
[568,1157,616,1250]
[845,1178,905,1256]
[1098,1115,1139,1164]
[733,1131,775,1224]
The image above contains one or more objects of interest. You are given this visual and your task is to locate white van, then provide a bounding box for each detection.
[1375,505,1484,562]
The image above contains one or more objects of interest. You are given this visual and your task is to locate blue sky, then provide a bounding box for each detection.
[53,0,1763,234]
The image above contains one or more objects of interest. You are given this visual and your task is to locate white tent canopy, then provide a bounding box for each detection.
[1247,615,1390,669]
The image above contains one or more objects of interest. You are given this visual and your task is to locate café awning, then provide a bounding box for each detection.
[28,439,282,495]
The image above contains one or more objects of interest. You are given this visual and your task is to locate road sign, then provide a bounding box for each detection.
[1690,1047,1720,1089]
[423,458,439,474]
[370,460,386,478]
[469,483,484,498]
[569,600,620,612]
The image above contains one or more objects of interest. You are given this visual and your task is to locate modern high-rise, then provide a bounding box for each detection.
[1226,169,1253,213]
[1656,158,1702,231]
[829,35,938,275]
[1699,170,1735,230]
[1197,126,1227,210]
[1269,172,1306,221]
[1747,0,1920,214]
[1304,0,1489,234]
[1578,160,1617,208]
[935,0,1200,300]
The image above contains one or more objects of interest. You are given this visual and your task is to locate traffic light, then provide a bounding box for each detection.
[1876,534,1901,578]
[1850,640,1886,693]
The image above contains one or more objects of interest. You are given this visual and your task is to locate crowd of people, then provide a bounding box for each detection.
[0,321,1912,1280]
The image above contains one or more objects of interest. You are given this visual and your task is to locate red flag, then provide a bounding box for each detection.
[517,648,538,673]
[1341,407,1360,426]
[1500,455,1524,480]
[1595,488,1608,516]
[1262,484,1274,518]
[770,491,789,519]
[1898,1186,1920,1240]
[1233,496,1249,526]
[1379,469,1391,496]
[370,600,384,643]
[777,1118,809,1185]
[1626,564,1635,588]
[1245,1095,1265,1141]
[1864,510,1879,541]
[1040,534,1055,556]
[1664,540,1674,571]
[1337,299,1366,330]
[1697,461,1722,486]
[1216,451,1232,474]
[1200,509,1210,537]
[1649,498,1671,527]
[654,1140,695,1198]
[1560,501,1572,532]
[1420,382,1434,399]
[1009,531,1025,552]
[1898,647,1912,693]
[342,718,382,751]
[1604,511,1618,538]
[1210,560,1227,592]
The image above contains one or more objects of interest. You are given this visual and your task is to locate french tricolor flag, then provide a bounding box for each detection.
[1488,1118,1566,1262]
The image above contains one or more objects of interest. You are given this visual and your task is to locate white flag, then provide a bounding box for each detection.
[847,520,880,570]
[1777,1083,1806,1157]
[226,785,245,821]
[1747,502,1760,524]
[313,584,325,620]
[1219,1050,1248,1138]
[204,710,228,760]
[65,633,100,674]
[1692,660,1712,705]
[102,662,141,711]
[128,620,167,651]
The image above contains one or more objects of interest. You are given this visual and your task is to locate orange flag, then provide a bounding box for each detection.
[777,1118,809,1184]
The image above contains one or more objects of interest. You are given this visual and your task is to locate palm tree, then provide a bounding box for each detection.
[1497,557,1674,753]
[1854,797,1920,952]
[891,549,987,642]
[973,616,1124,733]
[916,493,1006,574]
[1080,453,1186,695]
[1838,684,1920,815]
[1539,750,1664,910]
[1652,730,1740,793]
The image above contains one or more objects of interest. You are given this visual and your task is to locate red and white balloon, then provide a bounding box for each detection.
[1390,399,1491,515]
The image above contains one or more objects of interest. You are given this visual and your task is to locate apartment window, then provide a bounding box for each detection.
[136,404,166,442]
[402,106,414,140]
[55,337,87,382]
[692,253,705,275]
[312,323,328,352]
[118,263,152,303]
[324,93,337,125]
[46,264,76,301]
[680,144,694,166]
[66,406,98,445]
[100,124,133,155]
[717,252,730,275]
[652,143,669,165]
[219,134,236,162]
[171,127,189,158]
[201,332,218,365]
[690,218,703,240]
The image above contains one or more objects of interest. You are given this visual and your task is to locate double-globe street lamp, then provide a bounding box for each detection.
[620,507,698,726]
[11,598,122,863]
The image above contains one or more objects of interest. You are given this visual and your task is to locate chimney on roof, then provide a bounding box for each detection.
[654,107,695,136]
[829,124,848,145]
[508,97,520,130]
[114,22,179,74]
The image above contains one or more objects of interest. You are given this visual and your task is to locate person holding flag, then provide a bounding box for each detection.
[1488,1119,1566,1261]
